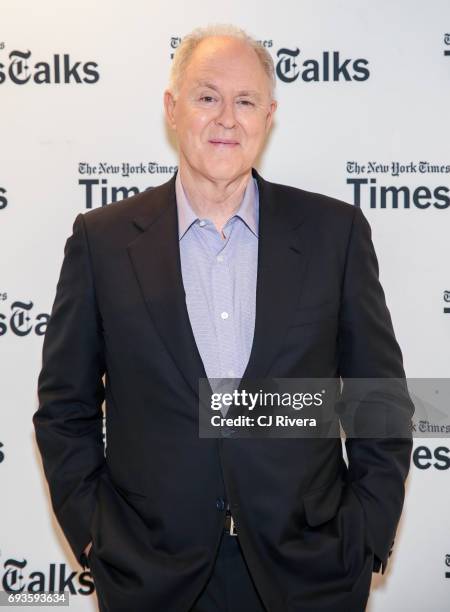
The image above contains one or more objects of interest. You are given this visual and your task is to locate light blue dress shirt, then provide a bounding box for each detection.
[175,170,259,386]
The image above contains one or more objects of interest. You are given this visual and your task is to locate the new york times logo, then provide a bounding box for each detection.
[2,557,94,595]
[0,49,99,85]
[170,36,272,60]
[78,161,177,208]
[444,33,450,57]
[346,161,450,209]
[276,48,369,83]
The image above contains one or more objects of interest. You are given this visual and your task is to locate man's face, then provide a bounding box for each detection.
[164,36,277,182]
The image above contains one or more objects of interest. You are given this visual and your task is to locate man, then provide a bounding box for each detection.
[33,24,414,612]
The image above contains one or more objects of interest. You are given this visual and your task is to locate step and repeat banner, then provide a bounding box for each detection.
[1,1,449,610]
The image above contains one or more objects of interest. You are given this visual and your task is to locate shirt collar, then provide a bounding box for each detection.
[175,170,259,240]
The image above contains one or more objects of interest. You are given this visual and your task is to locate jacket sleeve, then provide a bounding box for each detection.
[337,205,414,575]
[32,212,107,569]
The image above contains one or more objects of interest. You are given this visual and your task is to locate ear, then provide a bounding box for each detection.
[265,99,277,133]
[163,89,177,130]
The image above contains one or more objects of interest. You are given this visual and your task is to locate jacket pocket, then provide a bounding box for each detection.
[302,475,345,527]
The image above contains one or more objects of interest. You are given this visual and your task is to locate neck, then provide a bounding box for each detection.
[178,161,252,234]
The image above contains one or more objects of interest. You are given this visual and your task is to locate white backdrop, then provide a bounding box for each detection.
[1,1,449,610]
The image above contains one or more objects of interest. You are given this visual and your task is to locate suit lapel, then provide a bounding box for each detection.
[127,175,208,400]
[240,169,308,383]
[127,168,309,403]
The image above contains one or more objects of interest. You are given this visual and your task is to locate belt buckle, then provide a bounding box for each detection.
[225,509,238,536]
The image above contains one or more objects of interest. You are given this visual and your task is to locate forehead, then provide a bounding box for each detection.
[183,36,269,93]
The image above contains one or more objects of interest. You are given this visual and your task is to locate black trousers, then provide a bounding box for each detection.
[189,531,268,612]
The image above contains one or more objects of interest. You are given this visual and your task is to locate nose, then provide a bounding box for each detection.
[215,100,236,129]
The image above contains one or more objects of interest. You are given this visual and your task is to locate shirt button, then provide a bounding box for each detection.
[199,220,206,227]
[221,311,229,320]
[216,255,224,262]
[228,370,235,377]
[216,497,226,510]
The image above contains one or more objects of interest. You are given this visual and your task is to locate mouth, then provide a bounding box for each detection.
[208,139,240,147]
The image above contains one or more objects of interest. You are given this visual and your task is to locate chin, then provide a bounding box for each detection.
[202,162,245,181]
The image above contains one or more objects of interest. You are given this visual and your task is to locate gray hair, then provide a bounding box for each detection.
[168,24,276,101]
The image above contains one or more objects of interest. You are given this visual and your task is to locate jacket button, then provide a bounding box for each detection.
[216,497,226,510]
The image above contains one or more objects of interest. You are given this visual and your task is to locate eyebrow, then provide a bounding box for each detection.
[194,80,262,99]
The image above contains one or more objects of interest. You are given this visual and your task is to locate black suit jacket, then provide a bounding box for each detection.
[33,168,414,612]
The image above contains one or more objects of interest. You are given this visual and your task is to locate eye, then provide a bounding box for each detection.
[200,95,216,103]
[237,100,255,107]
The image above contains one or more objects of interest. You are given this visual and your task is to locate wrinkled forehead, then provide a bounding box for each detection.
[183,38,270,96]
